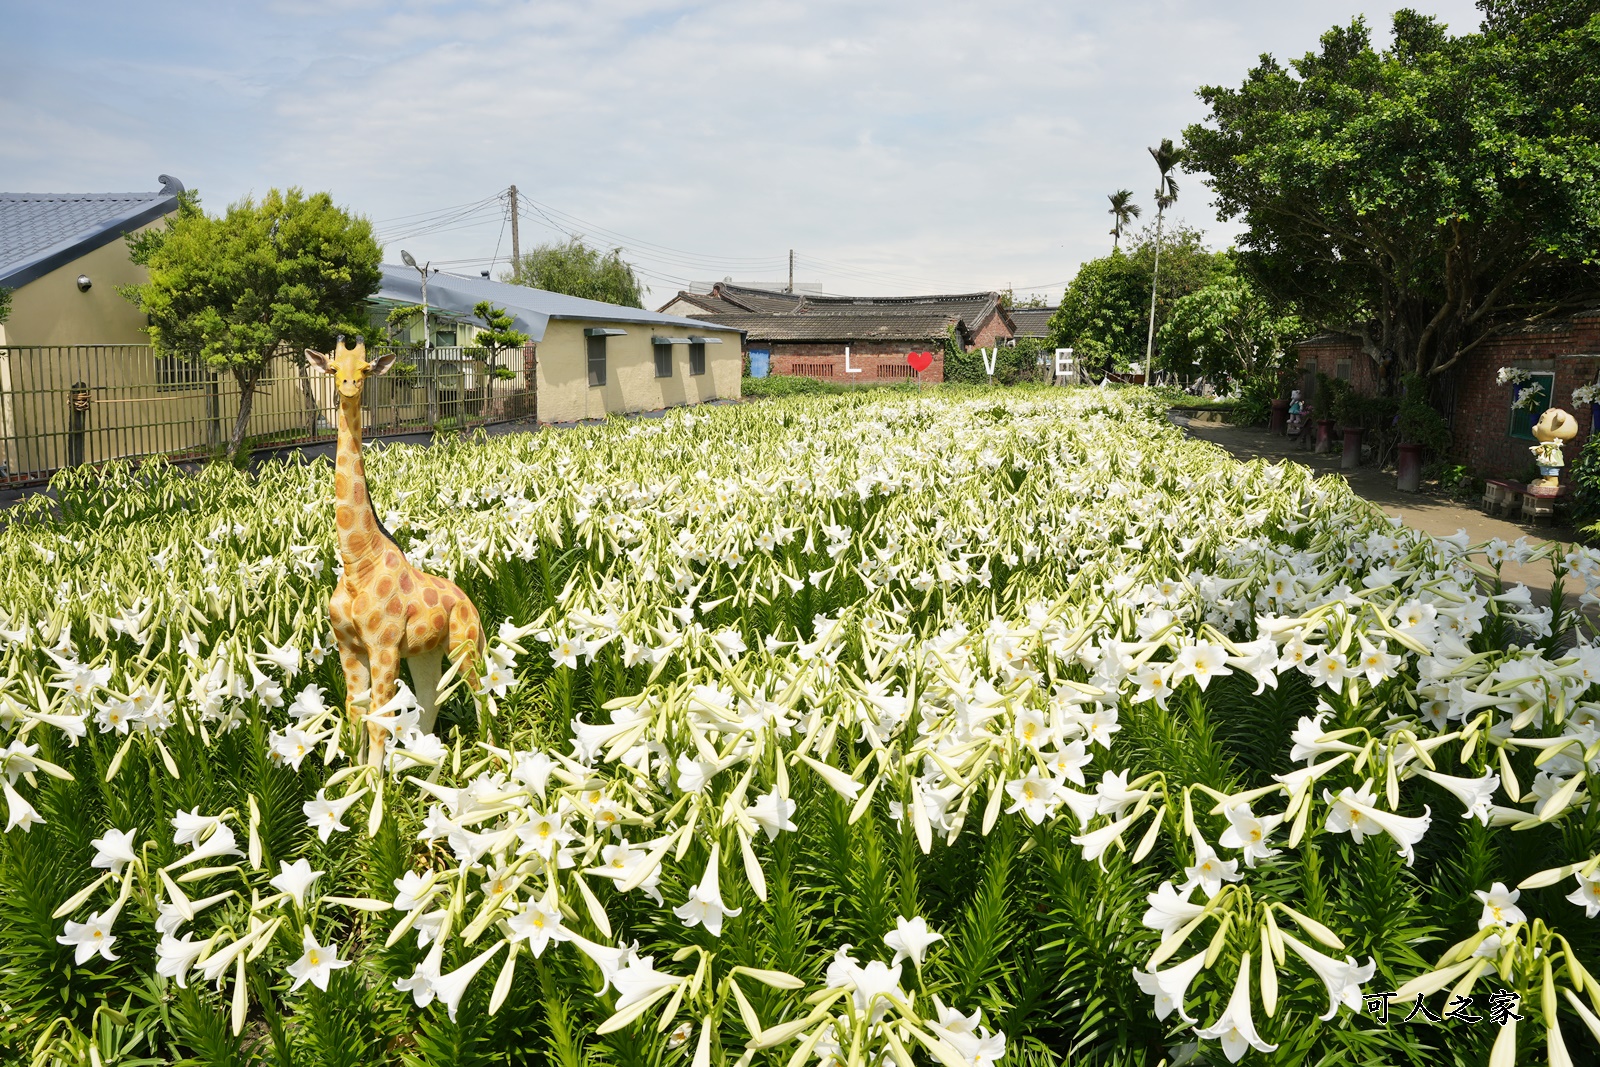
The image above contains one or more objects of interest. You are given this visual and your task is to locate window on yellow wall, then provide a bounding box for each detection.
[654,343,673,378]
[587,335,607,386]
[689,343,705,376]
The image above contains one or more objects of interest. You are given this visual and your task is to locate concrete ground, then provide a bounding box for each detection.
[1171,413,1587,605]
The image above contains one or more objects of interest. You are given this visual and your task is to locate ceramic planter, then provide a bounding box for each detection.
[1397,442,1424,492]
[1340,427,1364,470]
[1314,419,1336,453]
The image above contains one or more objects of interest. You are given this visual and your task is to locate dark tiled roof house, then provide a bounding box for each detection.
[657,283,1016,383]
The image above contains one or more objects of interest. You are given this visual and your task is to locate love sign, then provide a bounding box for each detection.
[907,351,933,372]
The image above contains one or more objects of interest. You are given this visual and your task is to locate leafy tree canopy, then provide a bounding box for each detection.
[1157,269,1303,388]
[1048,223,1229,373]
[470,301,529,380]
[503,239,644,308]
[122,187,382,453]
[1183,2,1600,386]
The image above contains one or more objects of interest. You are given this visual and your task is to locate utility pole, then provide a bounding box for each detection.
[508,185,521,277]
[788,249,794,294]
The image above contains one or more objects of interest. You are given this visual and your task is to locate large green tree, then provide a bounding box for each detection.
[1183,3,1600,388]
[503,239,644,308]
[1049,224,1228,375]
[123,188,381,454]
[1157,268,1303,387]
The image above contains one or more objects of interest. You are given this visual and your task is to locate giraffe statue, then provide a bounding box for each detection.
[306,338,484,765]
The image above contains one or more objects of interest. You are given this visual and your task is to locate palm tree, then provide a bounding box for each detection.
[1144,138,1187,369]
[1107,190,1141,250]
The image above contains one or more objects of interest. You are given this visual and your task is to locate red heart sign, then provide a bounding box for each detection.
[907,351,933,372]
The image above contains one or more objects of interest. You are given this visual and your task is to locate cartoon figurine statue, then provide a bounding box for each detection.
[1286,389,1305,436]
[1530,407,1579,488]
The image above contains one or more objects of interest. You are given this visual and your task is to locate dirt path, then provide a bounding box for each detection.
[1173,414,1586,606]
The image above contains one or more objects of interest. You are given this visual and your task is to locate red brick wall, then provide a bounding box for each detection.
[1294,337,1383,399]
[767,340,945,384]
[968,310,1014,351]
[1451,314,1600,478]
[1292,313,1600,479]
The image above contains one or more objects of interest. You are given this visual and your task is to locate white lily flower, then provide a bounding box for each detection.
[1132,951,1208,1024]
[155,931,210,988]
[1474,881,1527,929]
[1217,803,1283,867]
[1142,880,1204,935]
[1005,769,1057,824]
[506,898,570,957]
[745,788,798,840]
[303,789,362,842]
[430,942,504,1021]
[1323,782,1431,865]
[90,826,138,875]
[883,915,943,968]
[1566,871,1600,918]
[1281,933,1376,1020]
[1418,769,1499,825]
[1194,951,1278,1062]
[57,909,119,964]
[3,780,43,832]
[287,927,349,991]
[1171,640,1232,691]
[269,859,323,908]
[1183,841,1242,899]
[611,953,682,1011]
[672,843,742,936]
[824,945,908,1023]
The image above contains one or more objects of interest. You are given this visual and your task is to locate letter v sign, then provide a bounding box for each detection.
[982,348,999,376]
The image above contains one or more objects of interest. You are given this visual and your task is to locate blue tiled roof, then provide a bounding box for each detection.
[0,176,183,288]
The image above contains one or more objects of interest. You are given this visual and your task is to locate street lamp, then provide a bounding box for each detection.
[401,250,437,424]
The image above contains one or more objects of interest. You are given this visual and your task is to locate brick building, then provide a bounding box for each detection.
[658,283,1016,384]
[1294,308,1600,479]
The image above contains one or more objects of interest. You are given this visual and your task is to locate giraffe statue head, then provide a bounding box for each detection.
[306,336,396,400]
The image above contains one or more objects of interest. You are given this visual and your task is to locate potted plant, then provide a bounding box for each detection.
[1333,385,1365,471]
[1311,374,1338,454]
[1396,375,1450,492]
[1573,381,1600,433]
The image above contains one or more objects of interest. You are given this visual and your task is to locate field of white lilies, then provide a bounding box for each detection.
[3,386,1599,1067]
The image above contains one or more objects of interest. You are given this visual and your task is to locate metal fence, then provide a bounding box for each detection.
[0,345,535,486]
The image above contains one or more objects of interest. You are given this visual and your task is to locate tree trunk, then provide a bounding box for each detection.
[229,364,264,457]
[296,354,319,439]
[1145,208,1165,367]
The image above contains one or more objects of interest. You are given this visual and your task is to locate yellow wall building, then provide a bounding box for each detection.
[0,178,309,478]
[370,266,742,425]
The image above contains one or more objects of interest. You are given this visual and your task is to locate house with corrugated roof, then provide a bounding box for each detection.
[657,283,1015,383]
[0,176,184,346]
[371,266,744,423]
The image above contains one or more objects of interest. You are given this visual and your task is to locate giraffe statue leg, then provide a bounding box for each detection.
[447,599,485,694]
[406,647,444,735]
[330,584,372,762]
[367,642,402,768]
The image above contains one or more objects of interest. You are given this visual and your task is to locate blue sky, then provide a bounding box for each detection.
[2,0,1484,301]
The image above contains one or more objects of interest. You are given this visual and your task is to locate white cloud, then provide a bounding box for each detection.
[2,0,1482,299]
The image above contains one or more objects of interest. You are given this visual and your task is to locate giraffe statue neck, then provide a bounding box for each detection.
[335,394,389,576]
